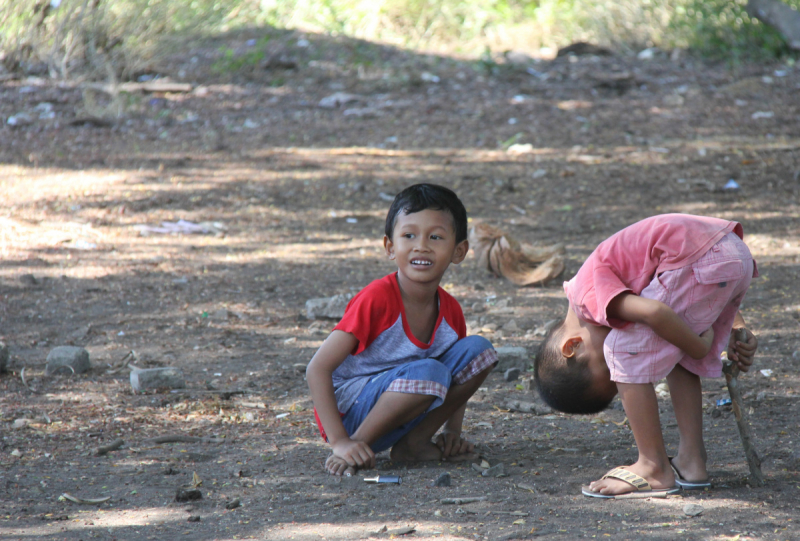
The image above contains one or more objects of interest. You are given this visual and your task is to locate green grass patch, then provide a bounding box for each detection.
[1,0,797,81]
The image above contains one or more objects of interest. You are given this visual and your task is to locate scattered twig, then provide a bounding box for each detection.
[441,497,487,504]
[68,117,114,128]
[59,493,111,504]
[146,434,224,444]
[20,367,35,392]
[48,400,65,416]
[168,389,249,397]
[106,350,138,374]
[83,81,193,95]
[48,365,76,376]
[93,439,124,456]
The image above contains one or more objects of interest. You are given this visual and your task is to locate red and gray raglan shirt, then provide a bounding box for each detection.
[330,273,467,415]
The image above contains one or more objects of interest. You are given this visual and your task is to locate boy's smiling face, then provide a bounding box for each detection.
[384,208,468,286]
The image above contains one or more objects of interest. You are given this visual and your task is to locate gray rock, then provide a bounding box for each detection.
[130,367,186,393]
[683,503,704,517]
[504,367,521,382]
[318,92,360,109]
[305,294,352,320]
[501,319,519,332]
[175,488,202,502]
[45,346,90,376]
[432,472,451,487]
[19,274,38,286]
[494,346,529,371]
[7,112,33,127]
[0,341,8,372]
[12,418,31,429]
[482,463,506,477]
[504,399,552,415]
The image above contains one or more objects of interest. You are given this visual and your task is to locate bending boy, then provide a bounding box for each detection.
[534,214,758,498]
[307,184,497,476]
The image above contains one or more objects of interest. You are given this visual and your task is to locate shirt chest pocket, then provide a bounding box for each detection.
[685,259,745,327]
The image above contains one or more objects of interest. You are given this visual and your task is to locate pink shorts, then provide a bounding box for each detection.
[604,232,756,384]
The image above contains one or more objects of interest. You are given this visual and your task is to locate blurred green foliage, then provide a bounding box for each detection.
[668,0,796,62]
[1,0,797,80]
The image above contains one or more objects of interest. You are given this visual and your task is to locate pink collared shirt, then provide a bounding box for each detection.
[564,214,742,329]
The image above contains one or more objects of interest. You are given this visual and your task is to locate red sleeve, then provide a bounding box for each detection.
[333,276,401,355]
[438,287,467,339]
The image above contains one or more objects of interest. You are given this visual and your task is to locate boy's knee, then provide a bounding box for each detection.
[459,335,495,357]
[407,358,452,384]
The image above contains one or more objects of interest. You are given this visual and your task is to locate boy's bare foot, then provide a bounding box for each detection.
[325,454,357,476]
[389,438,443,462]
[390,436,478,463]
[587,462,675,496]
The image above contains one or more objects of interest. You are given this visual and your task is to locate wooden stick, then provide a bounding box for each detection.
[722,328,765,486]
[94,439,124,456]
[146,434,223,444]
[83,81,193,94]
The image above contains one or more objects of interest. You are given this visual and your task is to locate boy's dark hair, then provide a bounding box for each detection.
[385,184,468,243]
[533,319,613,414]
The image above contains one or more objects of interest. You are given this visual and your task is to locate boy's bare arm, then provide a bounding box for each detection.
[608,293,713,360]
[306,330,375,469]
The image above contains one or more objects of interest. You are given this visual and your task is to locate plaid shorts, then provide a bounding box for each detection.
[339,335,497,453]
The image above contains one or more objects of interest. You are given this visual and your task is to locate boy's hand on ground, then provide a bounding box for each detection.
[330,438,375,471]
[728,327,757,372]
[699,327,714,356]
[435,429,474,458]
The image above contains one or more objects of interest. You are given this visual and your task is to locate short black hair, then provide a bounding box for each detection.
[385,184,468,243]
[533,319,613,414]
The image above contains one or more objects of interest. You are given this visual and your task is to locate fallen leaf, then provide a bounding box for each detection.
[469,222,564,286]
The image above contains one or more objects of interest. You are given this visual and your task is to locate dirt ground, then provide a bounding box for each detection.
[1,28,800,541]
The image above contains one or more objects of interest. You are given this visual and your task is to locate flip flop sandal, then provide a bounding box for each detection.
[669,458,711,490]
[581,467,680,499]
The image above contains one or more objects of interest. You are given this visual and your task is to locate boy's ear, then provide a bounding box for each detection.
[561,336,583,358]
[384,235,396,260]
[450,239,469,264]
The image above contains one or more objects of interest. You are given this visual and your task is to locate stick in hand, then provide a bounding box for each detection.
[722,328,765,487]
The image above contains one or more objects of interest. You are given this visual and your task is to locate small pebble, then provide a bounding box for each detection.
[471,302,486,313]
[683,503,704,517]
[482,463,506,477]
[432,472,451,487]
[225,498,241,509]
